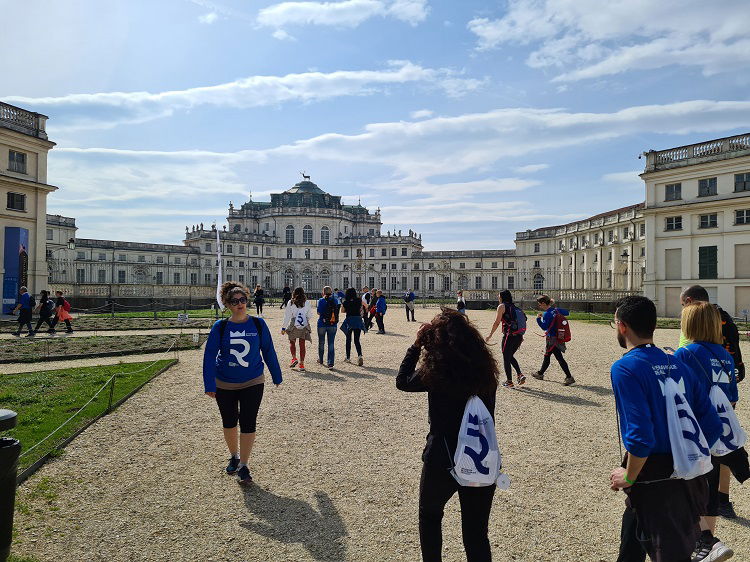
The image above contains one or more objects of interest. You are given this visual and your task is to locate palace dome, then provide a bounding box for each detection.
[285,180,326,195]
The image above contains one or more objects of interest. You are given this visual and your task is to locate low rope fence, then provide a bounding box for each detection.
[14,336,182,485]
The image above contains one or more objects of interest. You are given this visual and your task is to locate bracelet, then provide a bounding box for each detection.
[623,473,635,485]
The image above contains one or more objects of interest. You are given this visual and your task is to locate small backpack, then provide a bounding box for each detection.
[450,396,504,487]
[45,299,55,314]
[62,298,71,312]
[323,296,339,325]
[503,304,527,336]
[28,295,36,309]
[548,309,571,342]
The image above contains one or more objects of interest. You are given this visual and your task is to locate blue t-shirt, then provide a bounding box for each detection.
[202,316,282,392]
[18,292,31,310]
[675,342,738,403]
[610,344,722,458]
[317,296,340,327]
[536,307,569,331]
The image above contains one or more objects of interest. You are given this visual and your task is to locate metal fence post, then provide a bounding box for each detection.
[0,409,20,562]
[107,376,115,414]
[152,300,157,320]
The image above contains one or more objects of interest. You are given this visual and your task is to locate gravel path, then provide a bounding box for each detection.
[12,307,750,561]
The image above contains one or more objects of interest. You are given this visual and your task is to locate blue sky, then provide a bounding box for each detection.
[3,0,750,250]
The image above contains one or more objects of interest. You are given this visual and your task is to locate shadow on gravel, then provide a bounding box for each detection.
[569,383,613,397]
[241,487,348,560]
[299,370,346,382]
[362,366,397,377]
[517,386,601,407]
[727,515,750,529]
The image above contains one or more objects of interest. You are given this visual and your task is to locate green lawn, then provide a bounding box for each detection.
[1,359,176,472]
[84,307,226,319]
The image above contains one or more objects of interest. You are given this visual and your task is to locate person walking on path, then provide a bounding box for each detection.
[374,290,387,334]
[253,284,265,317]
[532,295,574,385]
[280,285,292,309]
[674,302,743,562]
[360,286,371,331]
[317,286,340,369]
[281,287,313,372]
[32,290,55,334]
[341,288,365,366]
[48,290,73,334]
[396,308,499,561]
[456,290,467,315]
[202,281,282,485]
[11,286,34,337]
[366,288,377,330]
[486,290,526,388]
[335,288,346,302]
[404,288,416,322]
[608,296,722,562]
[677,285,745,519]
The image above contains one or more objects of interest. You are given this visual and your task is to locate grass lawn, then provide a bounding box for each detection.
[1,359,176,473]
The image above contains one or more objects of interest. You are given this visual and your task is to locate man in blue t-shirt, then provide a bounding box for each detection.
[609,296,722,562]
[11,286,34,337]
[317,286,340,369]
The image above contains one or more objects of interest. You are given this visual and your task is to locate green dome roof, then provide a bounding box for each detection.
[285,180,326,195]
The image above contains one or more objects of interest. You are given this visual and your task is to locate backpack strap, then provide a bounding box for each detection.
[681,345,714,385]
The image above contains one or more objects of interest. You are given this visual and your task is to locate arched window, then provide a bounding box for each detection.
[284,269,295,288]
[304,249,311,259]
[533,274,545,291]
[303,225,313,244]
[458,275,468,290]
[302,269,313,292]
[321,226,330,245]
[321,268,330,288]
[285,225,295,244]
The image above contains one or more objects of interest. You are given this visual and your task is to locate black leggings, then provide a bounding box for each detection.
[215,384,264,433]
[419,461,495,561]
[255,302,263,315]
[501,334,522,382]
[34,315,53,331]
[539,346,572,378]
[345,329,362,358]
[375,314,385,332]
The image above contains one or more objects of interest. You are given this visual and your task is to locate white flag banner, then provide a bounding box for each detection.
[215,226,224,310]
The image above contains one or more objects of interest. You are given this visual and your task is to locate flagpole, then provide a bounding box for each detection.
[215,224,224,311]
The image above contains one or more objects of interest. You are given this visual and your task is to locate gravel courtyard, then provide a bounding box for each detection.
[12,306,750,561]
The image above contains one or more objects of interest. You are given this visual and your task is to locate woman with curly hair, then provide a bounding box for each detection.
[281,287,313,372]
[396,308,499,561]
[202,282,282,485]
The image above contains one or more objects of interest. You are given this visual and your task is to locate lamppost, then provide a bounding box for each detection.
[47,238,76,285]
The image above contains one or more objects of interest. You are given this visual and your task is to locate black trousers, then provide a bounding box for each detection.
[539,346,572,378]
[34,315,53,331]
[375,314,385,332]
[49,316,72,330]
[419,462,495,562]
[405,304,415,321]
[280,297,290,309]
[501,334,522,382]
[345,329,362,358]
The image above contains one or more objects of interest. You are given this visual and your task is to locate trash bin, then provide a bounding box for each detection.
[0,409,19,562]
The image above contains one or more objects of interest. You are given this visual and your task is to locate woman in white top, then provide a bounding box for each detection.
[456,290,467,315]
[281,287,314,372]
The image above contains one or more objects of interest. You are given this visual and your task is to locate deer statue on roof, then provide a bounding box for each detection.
[300,171,311,181]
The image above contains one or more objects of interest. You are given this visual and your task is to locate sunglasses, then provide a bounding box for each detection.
[229,297,248,305]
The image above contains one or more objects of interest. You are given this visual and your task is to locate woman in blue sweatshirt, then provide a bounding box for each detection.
[203,282,282,485]
[532,295,575,385]
[375,290,387,334]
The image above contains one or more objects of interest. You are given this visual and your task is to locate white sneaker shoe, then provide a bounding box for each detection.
[707,541,734,562]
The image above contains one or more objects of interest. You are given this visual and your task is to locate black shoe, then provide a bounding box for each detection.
[236,465,252,485]
[532,371,544,380]
[47,329,56,334]
[65,329,74,333]
[718,499,738,519]
[25,332,35,337]
[226,456,240,475]
[11,332,20,337]
[563,377,576,386]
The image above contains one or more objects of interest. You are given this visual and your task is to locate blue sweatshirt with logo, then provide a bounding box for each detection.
[376,295,387,315]
[202,316,282,392]
[675,342,738,403]
[610,344,721,458]
[536,307,569,331]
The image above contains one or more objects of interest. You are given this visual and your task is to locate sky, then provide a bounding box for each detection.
[2,0,750,250]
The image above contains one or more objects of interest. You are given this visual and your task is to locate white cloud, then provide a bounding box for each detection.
[468,0,750,82]
[198,12,219,24]
[257,0,428,29]
[410,109,433,119]
[272,29,297,40]
[5,61,477,131]
[513,163,548,174]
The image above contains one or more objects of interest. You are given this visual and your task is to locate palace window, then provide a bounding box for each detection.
[428,263,434,269]
[98,253,106,261]
[699,214,718,229]
[533,243,540,253]
[285,225,295,244]
[414,264,419,270]
[227,260,233,267]
[239,261,245,268]
[391,264,397,270]
[323,249,328,260]
[475,276,482,289]
[6,192,25,211]
[368,229,375,235]
[391,248,397,256]
[665,183,682,201]
[155,272,163,284]
[174,257,181,265]
[533,274,544,291]
[303,225,313,244]
[190,273,197,284]
[735,173,750,192]
[442,276,450,291]
[76,251,85,260]
[304,249,311,259]
[76,269,85,283]
[699,177,717,197]
[491,276,498,289]
[413,277,420,291]
[736,209,750,225]
[507,276,515,290]
[46,228,53,241]
[321,269,330,287]
[401,276,407,289]
[344,249,349,258]
[665,216,683,231]
[156,256,164,264]
[238,275,244,283]
[174,273,181,284]
[459,262,465,269]
[698,246,718,279]
[97,270,106,283]
[118,270,126,283]
[381,264,387,270]
[205,273,211,284]
[491,261,497,268]
[226,244,233,253]
[253,246,258,255]
[640,224,646,237]
[369,249,375,257]
[252,262,258,268]
[428,276,435,291]
[475,262,482,268]
[508,261,514,268]
[402,248,407,256]
[205,243,211,252]
[8,150,26,173]
[533,260,540,268]
[321,226,330,245]
[287,248,292,259]
[239,246,245,254]
[381,249,387,257]
[265,247,271,256]
[608,230,613,242]
[391,277,397,290]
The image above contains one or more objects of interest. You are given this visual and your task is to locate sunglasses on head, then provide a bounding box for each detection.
[229,296,248,305]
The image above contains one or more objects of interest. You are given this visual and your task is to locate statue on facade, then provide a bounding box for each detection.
[200,223,204,230]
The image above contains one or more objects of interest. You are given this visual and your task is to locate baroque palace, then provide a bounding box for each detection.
[2,100,750,316]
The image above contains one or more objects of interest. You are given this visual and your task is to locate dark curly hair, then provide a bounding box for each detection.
[219,281,250,307]
[417,308,498,396]
[292,287,306,308]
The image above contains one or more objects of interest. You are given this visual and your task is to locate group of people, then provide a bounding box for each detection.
[202,281,746,561]
[9,286,74,336]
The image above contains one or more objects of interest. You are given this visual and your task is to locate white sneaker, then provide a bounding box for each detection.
[707,541,734,562]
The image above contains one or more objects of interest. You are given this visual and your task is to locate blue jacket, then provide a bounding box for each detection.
[18,292,31,310]
[536,307,569,332]
[376,295,387,314]
[202,316,282,392]
[611,344,722,458]
[404,291,415,302]
[675,342,738,403]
